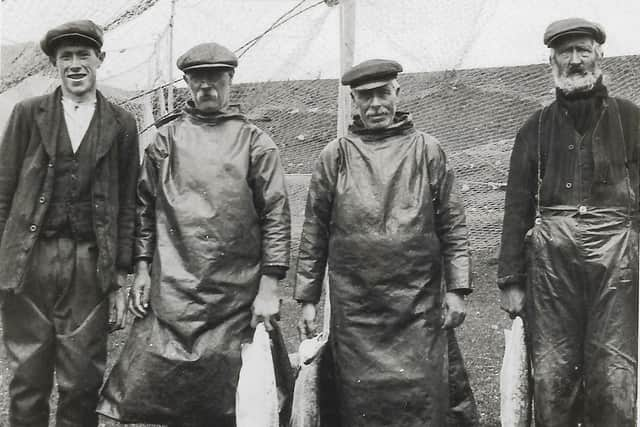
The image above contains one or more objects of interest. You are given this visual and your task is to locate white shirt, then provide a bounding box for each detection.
[61,96,97,153]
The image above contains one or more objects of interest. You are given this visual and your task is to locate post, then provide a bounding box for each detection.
[167,0,176,111]
[323,0,355,335]
[336,0,355,138]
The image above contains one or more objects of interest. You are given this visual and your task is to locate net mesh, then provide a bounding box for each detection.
[2,1,640,424]
[2,1,640,255]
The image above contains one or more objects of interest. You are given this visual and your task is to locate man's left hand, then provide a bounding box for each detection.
[251,275,281,332]
[108,272,128,332]
[442,291,466,329]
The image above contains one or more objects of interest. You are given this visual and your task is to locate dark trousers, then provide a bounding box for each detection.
[526,210,638,427]
[1,237,108,427]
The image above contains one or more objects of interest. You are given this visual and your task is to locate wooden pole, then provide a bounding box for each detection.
[336,0,355,138]
[167,0,176,111]
[323,0,355,335]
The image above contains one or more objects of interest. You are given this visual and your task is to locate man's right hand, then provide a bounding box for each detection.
[500,282,526,319]
[297,303,318,339]
[129,261,151,318]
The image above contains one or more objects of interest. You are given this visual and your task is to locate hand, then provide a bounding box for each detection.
[500,282,526,319]
[251,275,280,331]
[442,292,467,329]
[297,303,318,339]
[129,261,151,318]
[108,285,127,332]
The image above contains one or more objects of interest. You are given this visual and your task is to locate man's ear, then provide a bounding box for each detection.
[49,56,57,66]
[183,74,189,84]
[97,51,106,65]
[350,91,355,101]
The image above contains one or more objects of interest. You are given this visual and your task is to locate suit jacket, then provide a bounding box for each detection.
[0,87,139,292]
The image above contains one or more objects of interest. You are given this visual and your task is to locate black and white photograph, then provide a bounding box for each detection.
[0,1,639,426]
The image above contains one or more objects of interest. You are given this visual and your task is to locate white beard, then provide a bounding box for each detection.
[552,60,603,95]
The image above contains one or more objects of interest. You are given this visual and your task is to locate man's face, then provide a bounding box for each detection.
[184,68,232,113]
[550,35,602,94]
[351,82,399,130]
[52,40,104,100]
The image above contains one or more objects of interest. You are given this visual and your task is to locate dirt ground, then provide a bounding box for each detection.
[0,249,509,426]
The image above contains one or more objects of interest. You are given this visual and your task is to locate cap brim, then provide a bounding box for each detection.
[351,79,394,91]
[547,29,598,46]
[50,33,101,49]
[182,63,236,71]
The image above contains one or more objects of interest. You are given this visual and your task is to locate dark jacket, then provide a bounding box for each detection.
[0,87,139,293]
[498,92,640,289]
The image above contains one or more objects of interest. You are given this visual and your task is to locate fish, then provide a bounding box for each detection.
[500,317,532,427]
[289,334,328,427]
[236,323,280,427]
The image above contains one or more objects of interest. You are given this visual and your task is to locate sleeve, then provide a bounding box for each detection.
[293,142,339,304]
[427,139,472,294]
[497,126,537,290]
[249,132,291,272]
[134,133,164,262]
[116,114,141,273]
[0,103,29,241]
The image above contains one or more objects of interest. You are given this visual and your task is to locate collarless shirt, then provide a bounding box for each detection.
[61,96,97,153]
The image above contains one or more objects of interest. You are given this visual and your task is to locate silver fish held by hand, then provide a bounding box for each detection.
[289,334,328,427]
[500,317,532,427]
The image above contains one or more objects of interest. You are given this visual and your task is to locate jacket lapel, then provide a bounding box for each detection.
[34,88,63,158]
[94,90,120,166]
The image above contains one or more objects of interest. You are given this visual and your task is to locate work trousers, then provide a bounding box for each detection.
[1,237,108,427]
[526,207,638,427]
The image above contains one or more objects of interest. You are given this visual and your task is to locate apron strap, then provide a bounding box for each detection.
[535,107,547,222]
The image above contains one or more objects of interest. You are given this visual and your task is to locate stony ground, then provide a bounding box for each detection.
[0,249,510,426]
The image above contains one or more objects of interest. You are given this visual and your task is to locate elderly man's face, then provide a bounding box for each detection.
[184,68,232,113]
[551,35,602,94]
[352,82,399,129]
[52,39,105,102]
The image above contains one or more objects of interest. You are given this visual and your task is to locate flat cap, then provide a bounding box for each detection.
[177,43,238,72]
[40,20,103,56]
[341,59,403,90]
[543,17,606,47]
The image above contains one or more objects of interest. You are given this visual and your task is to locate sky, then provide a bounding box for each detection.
[2,0,640,89]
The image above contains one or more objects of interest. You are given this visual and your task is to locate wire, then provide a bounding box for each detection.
[236,0,325,59]
[124,0,328,135]
[235,0,309,56]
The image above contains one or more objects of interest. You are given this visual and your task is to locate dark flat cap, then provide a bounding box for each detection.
[544,17,606,47]
[41,20,103,56]
[341,59,403,90]
[177,43,238,72]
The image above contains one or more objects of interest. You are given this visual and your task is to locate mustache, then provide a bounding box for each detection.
[198,92,219,100]
[566,65,587,76]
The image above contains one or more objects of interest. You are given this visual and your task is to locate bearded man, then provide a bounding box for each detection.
[499,18,640,426]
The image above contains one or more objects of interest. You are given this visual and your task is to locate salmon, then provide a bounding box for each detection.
[500,317,532,427]
[236,323,280,427]
[289,334,328,427]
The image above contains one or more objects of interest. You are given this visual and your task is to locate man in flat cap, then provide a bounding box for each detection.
[98,42,292,426]
[295,59,478,426]
[0,19,138,427]
[499,17,639,426]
